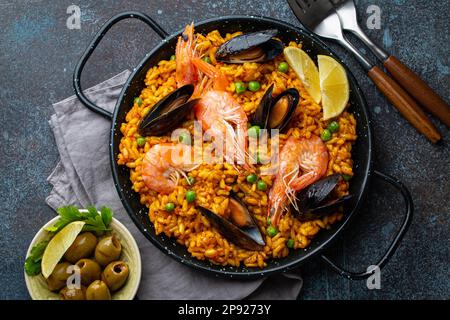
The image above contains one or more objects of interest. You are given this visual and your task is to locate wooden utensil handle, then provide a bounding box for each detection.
[368,66,441,143]
[384,56,450,127]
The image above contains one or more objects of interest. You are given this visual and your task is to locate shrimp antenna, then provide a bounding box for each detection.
[282,165,300,210]
[222,120,251,171]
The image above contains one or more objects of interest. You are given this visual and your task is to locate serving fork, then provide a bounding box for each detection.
[287,0,441,143]
[333,0,450,128]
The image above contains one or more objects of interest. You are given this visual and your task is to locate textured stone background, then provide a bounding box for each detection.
[0,0,448,299]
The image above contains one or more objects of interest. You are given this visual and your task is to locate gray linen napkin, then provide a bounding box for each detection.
[46,70,303,300]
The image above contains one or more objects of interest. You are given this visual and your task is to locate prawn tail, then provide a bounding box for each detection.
[290,171,318,191]
[193,76,211,98]
[176,23,198,87]
[192,57,229,91]
[192,57,218,77]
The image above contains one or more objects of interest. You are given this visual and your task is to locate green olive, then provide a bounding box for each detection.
[60,286,86,300]
[76,258,101,286]
[102,261,129,291]
[95,235,122,267]
[86,280,111,300]
[64,232,98,263]
[46,262,72,292]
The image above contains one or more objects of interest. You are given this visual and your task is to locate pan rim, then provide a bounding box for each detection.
[109,15,373,279]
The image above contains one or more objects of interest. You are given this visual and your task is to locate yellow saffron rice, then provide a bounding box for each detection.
[117,30,357,268]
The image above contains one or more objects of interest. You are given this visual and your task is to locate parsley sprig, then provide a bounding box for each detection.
[45,206,113,235]
[24,241,48,276]
[24,206,113,276]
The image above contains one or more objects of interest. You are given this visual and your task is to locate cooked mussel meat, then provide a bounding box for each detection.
[252,85,299,132]
[294,174,353,221]
[197,196,265,251]
[215,29,283,64]
[138,84,199,136]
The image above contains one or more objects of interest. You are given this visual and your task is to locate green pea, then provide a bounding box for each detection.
[246,173,258,184]
[321,129,332,142]
[267,225,278,237]
[248,125,261,138]
[286,239,295,248]
[136,137,146,147]
[202,56,212,64]
[256,152,262,164]
[134,97,143,106]
[187,176,195,185]
[278,62,289,73]
[165,202,175,212]
[248,81,261,92]
[235,82,247,94]
[170,55,176,61]
[342,174,352,181]
[178,132,191,145]
[186,190,196,203]
[267,217,271,226]
[327,121,340,133]
[257,180,267,191]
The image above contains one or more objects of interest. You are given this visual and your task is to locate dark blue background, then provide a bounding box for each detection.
[0,0,448,299]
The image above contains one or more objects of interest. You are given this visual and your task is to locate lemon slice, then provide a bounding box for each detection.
[41,221,85,278]
[283,47,321,104]
[318,55,349,120]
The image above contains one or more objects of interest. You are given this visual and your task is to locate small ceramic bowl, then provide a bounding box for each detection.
[25,210,141,300]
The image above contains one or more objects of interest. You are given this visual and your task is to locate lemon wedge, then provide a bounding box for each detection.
[283,47,321,104]
[41,221,85,278]
[317,55,349,120]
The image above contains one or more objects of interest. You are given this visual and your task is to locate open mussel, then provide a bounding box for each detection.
[215,29,284,64]
[293,174,353,221]
[252,85,300,132]
[197,196,265,251]
[138,84,199,136]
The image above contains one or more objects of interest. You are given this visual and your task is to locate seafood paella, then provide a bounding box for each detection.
[117,24,357,268]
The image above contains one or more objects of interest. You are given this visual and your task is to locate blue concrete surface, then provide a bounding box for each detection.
[0,0,448,299]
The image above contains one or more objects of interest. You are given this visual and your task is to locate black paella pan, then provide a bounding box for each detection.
[73,12,413,280]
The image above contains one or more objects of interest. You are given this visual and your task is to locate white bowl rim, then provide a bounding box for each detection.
[24,209,142,300]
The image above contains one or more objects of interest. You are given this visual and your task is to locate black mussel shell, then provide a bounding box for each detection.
[251,84,274,128]
[294,174,353,221]
[215,29,283,64]
[297,174,341,210]
[138,84,198,136]
[252,87,299,132]
[197,197,265,251]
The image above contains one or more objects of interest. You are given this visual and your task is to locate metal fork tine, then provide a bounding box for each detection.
[287,0,335,32]
[287,0,305,15]
[296,0,307,11]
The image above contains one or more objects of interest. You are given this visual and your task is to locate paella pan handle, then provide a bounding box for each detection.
[320,170,413,280]
[73,11,169,119]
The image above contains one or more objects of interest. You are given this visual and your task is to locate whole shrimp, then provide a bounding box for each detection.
[268,135,329,227]
[191,57,251,169]
[142,143,195,194]
[175,23,198,87]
